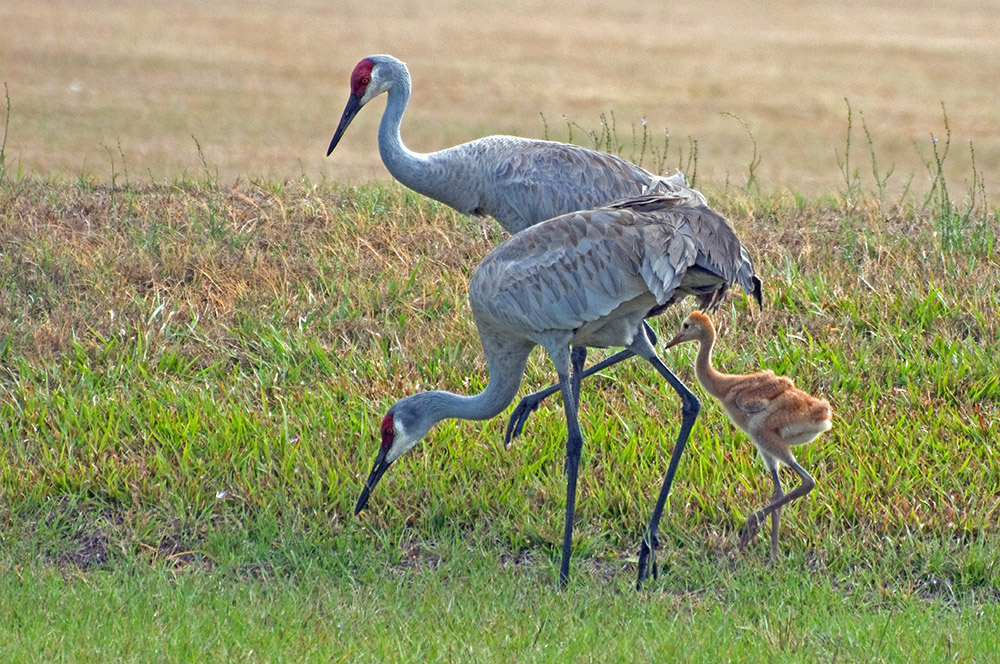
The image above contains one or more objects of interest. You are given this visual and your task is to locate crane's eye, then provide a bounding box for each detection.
[361,76,370,85]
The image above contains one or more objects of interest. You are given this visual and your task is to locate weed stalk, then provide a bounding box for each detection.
[0,82,10,180]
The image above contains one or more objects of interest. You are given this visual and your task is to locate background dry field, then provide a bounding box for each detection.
[2,0,1000,192]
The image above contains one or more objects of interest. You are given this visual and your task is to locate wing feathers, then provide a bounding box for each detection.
[470,194,760,335]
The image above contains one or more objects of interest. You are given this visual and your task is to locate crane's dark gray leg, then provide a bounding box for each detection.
[739,460,815,557]
[504,322,659,445]
[548,347,585,588]
[562,346,587,476]
[569,346,587,411]
[629,327,700,589]
[505,348,632,445]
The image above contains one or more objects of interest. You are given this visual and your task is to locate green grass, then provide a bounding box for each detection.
[2,539,999,662]
[0,165,998,660]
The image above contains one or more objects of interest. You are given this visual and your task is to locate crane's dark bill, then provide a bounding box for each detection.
[355,448,389,514]
[327,94,362,156]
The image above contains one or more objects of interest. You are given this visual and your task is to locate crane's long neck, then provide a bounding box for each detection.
[378,72,419,172]
[378,78,436,190]
[410,336,534,428]
[377,72,475,212]
[693,331,728,400]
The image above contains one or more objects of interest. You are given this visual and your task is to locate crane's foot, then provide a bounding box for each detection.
[636,532,660,589]
[738,513,763,552]
[504,393,544,446]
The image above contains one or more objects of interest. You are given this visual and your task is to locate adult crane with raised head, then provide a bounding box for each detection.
[327,54,705,235]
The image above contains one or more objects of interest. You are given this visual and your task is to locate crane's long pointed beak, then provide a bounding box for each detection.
[355,449,390,515]
[327,94,363,156]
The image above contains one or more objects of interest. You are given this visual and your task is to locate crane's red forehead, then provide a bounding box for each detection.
[380,412,394,452]
[350,59,375,96]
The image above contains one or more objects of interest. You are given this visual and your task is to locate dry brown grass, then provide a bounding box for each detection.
[0,177,488,368]
[2,0,999,193]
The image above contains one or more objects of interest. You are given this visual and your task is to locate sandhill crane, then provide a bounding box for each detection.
[327,53,722,445]
[661,311,832,561]
[327,54,706,235]
[354,194,762,588]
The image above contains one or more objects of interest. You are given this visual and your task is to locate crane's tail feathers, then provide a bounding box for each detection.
[750,275,763,310]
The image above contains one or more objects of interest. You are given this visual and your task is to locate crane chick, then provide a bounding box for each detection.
[663,311,832,560]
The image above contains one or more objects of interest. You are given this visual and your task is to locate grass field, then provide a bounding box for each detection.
[2,1,1000,661]
[0,166,998,659]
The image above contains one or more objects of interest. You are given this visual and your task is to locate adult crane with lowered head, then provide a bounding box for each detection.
[354,194,763,588]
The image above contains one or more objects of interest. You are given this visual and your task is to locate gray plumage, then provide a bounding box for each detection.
[327,54,705,234]
[355,194,762,588]
[473,195,759,339]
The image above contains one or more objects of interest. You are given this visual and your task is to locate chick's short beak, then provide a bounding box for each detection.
[661,332,688,350]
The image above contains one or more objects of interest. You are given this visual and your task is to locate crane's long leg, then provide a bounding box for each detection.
[629,327,700,589]
[505,348,633,445]
[504,322,659,445]
[547,346,585,588]
[569,346,587,411]
[563,346,587,475]
[738,460,815,557]
[768,467,784,562]
[738,455,784,561]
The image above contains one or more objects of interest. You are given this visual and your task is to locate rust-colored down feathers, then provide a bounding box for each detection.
[663,311,832,560]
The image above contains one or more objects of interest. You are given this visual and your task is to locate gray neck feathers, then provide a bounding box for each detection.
[376,66,478,214]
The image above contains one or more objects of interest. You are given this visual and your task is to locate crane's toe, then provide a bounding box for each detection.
[504,394,543,446]
[738,513,763,552]
[636,532,660,589]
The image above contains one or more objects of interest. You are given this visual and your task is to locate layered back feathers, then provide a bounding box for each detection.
[469,194,761,337]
